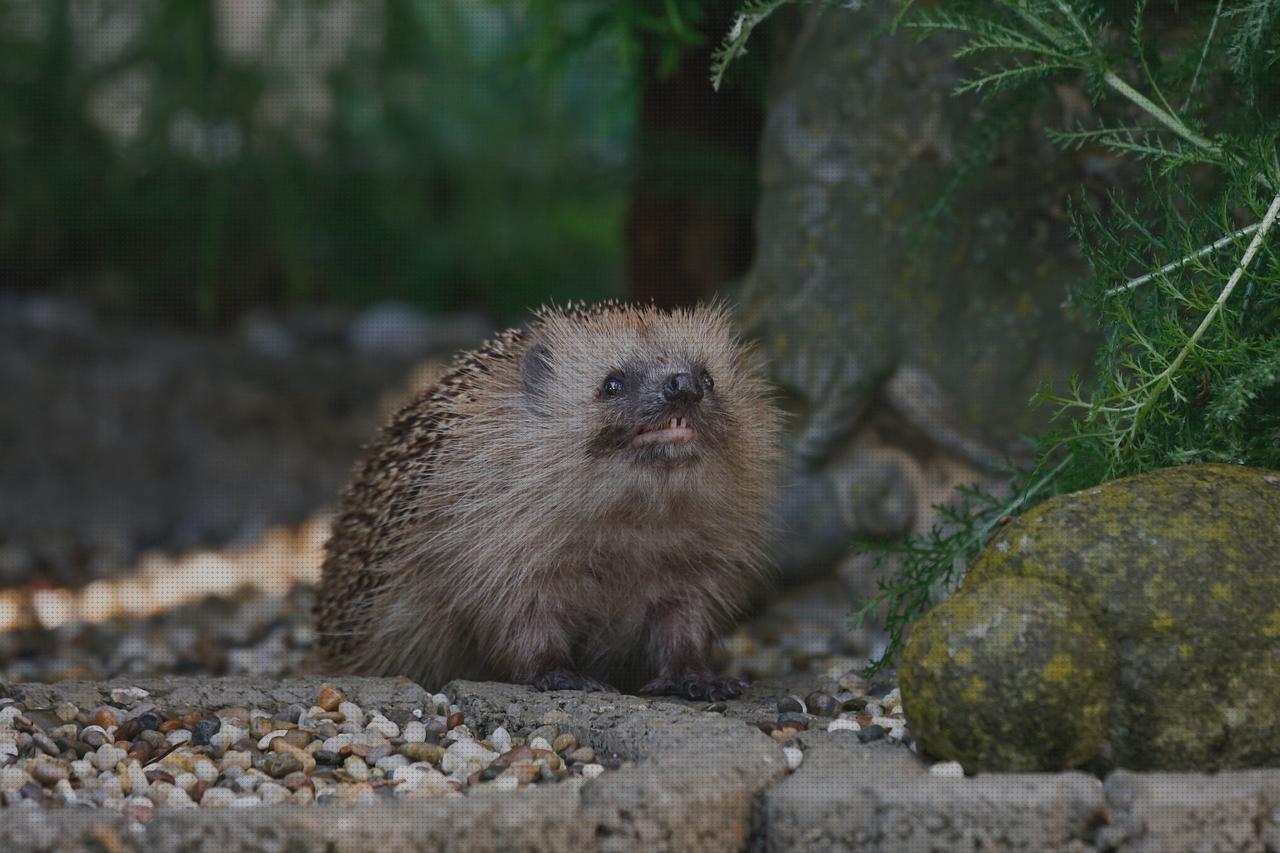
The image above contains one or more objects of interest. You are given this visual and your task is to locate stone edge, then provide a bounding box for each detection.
[0,678,1277,852]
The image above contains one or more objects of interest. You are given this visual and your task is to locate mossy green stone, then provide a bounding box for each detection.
[900,464,1280,771]
[900,575,1113,772]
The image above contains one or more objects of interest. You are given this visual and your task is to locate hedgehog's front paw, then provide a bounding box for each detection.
[640,673,749,702]
[530,669,619,694]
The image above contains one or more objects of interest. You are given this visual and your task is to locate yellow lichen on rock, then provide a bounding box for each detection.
[901,463,1280,772]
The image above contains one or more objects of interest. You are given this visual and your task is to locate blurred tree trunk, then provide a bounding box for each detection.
[626,1,765,308]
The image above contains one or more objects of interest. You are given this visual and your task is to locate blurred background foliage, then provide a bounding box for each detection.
[0,0,768,325]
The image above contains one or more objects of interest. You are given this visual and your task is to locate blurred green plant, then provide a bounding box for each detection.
[520,0,711,78]
[0,0,634,324]
[717,0,1280,672]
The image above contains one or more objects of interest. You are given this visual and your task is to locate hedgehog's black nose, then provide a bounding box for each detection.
[661,372,703,404]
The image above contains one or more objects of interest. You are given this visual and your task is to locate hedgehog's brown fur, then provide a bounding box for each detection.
[312,300,781,699]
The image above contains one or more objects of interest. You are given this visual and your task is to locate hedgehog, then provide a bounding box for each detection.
[312,300,782,701]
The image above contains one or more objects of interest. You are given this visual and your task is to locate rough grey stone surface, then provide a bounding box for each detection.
[2,675,433,714]
[1100,770,1280,853]
[0,321,422,586]
[448,679,790,852]
[739,0,1104,585]
[761,731,1105,852]
[3,677,1280,851]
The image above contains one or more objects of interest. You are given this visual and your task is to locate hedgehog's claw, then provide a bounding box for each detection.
[640,673,749,703]
[530,669,619,694]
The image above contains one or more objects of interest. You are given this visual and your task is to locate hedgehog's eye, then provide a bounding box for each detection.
[603,374,625,398]
[700,370,714,391]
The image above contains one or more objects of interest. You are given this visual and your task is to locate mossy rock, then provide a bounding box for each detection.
[900,463,1280,772]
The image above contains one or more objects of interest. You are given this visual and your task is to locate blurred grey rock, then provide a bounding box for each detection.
[0,324,415,585]
[738,2,1102,584]
[348,301,434,357]
[238,311,296,359]
[0,295,94,335]
[348,302,491,358]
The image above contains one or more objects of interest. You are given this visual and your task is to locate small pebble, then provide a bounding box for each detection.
[399,743,445,764]
[580,763,605,780]
[805,692,840,718]
[317,685,345,712]
[366,715,399,739]
[776,696,806,715]
[827,718,860,733]
[402,721,427,744]
[489,726,513,754]
[492,772,520,792]
[261,751,305,779]
[210,724,247,752]
[79,726,108,749]
[839,695,868,712]
[273,705,304,724]
[32,732,59,756]
[343,755,370,782]
[258,782,290,804]
[338,702,365,727]
[856,725,886,744]
[191,719,220,746]
[0,767,31,791]
[258,730,289,751]
[201,788,235,808]
[122,794,154,822]
[442,740,497,776]
[172,771,198,792]
[567,746,595,764]
[375,754,409,773]
[95,744,127,770]
[322,734,353,753]
[783,747,803,771]
[123,762,149,795]
[116,718,142,741]
[281,729,310,749]
[31,763,69,787]
[777,712,809,730]
[110,687,150,706]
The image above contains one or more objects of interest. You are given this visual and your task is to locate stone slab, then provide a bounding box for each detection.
[759,730,1106,852]
[3,678,1280,851]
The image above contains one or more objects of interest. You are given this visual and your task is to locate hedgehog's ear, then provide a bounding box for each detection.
[521,340,553,399]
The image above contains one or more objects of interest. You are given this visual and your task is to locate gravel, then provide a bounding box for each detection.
[0,683,614,816]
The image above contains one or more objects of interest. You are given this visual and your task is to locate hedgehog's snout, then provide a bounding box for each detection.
[661,372,703,405]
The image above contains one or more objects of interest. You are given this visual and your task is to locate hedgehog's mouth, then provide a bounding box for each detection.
[631,417,696,447]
